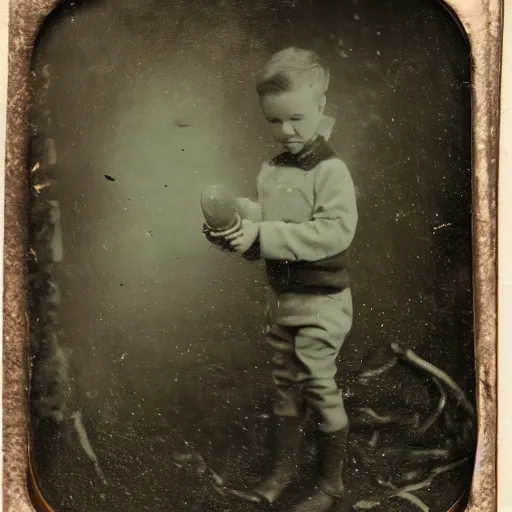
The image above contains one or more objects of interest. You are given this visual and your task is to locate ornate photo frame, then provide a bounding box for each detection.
[1,0,502,511]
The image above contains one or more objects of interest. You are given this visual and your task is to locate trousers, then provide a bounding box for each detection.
[265,287,353,433]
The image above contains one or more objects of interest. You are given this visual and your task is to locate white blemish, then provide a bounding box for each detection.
[33,182,51,193]
[354,499,381,510]
[433,222,452,232]
[368,431,379,448]
[71,411,107,484]
[41,64,50,80]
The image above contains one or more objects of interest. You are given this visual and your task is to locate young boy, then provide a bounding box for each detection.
[204,47,358,511]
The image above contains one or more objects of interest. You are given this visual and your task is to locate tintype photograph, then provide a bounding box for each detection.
[21,0,481,510]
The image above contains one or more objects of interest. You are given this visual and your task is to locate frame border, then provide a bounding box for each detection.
[1,0,502,510]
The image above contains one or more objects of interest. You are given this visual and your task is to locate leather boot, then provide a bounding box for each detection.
[237,416,303,505]
[291,427,348,512]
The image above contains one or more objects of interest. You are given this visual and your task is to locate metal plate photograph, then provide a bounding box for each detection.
[1,0,501,511]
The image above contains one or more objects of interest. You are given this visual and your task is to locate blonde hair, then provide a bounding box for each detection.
[256,47,330,98]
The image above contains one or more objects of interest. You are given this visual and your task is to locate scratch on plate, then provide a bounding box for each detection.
[71,411,107,484]
[433,222,452,232]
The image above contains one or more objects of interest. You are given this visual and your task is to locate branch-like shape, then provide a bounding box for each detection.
[416,377,447,435]
[390,344,475,418]
[372,458,469,512]
[359,357,398,379]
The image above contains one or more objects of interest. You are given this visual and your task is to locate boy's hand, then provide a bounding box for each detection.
[225,219,260,254]
[202,224,236,252]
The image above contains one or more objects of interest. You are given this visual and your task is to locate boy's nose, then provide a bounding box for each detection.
[278,122,295,138]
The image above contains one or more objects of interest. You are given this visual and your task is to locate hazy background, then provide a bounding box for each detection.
[29,0,473,510]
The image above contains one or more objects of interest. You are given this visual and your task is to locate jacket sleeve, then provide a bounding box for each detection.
[236,197,263,222]
[258,159,358,261]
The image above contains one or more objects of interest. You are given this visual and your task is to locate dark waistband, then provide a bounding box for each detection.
[265,259,350,294]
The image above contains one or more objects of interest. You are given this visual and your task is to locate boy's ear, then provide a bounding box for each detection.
[319,94,327,113]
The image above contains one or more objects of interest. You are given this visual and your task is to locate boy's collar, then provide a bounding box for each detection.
[270,133,338,172]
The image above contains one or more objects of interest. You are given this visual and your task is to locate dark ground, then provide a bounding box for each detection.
[28,0,474,510]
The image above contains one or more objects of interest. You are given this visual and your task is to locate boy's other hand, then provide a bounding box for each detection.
[225,219,260,254]
[202,224,236,252]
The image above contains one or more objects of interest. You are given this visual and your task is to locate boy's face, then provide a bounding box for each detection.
[260,86,326,154]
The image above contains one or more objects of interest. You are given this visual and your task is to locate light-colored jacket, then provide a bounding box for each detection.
[237,136,358,292]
